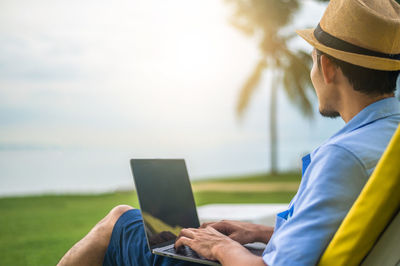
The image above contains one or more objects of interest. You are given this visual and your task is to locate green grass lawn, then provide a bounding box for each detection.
[193,171,301,183]
[0,173,299,266]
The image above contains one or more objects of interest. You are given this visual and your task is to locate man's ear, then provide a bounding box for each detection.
[320,54,337,84]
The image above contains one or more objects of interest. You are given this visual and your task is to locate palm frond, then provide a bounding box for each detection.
[225,0,300,39]
[228,0,316,120]
[236,58,267,117]
[281,50,314,118]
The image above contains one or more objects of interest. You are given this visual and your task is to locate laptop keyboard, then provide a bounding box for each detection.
[164,245,201,258]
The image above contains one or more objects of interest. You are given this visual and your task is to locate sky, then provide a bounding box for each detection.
[0,0,354,196]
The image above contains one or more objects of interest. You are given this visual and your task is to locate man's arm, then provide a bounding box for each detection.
[174,226,267,266]
[213,239,266,266]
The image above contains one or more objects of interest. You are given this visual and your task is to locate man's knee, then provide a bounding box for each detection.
[87,205,134,244]
[104,205,135,226]
[91,204,134,238]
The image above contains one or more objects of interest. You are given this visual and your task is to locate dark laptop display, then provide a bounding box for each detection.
[131,159,200,248]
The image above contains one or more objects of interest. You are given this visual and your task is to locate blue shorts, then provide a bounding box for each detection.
[103,209,204,266]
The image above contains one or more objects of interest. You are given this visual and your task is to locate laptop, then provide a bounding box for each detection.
[130,159,264,265]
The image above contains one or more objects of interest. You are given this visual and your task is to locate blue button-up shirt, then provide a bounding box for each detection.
[263,97,400,266]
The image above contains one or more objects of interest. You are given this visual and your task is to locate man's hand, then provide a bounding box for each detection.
[200,220,274,244]
[174,226,267,265]
[174,226,240,261]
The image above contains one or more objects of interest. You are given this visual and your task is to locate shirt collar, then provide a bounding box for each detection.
[329,97,400,140]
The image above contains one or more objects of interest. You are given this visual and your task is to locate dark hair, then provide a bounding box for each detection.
[316,49,399,96]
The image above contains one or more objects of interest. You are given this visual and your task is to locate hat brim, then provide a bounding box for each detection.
[296,28,400,71]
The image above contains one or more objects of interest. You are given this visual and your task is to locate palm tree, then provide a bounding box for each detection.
[226,0,315,174]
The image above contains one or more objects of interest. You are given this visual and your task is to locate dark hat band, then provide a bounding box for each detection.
[314,24,400,61]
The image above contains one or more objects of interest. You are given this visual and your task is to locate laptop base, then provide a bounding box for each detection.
[153,244,220,265]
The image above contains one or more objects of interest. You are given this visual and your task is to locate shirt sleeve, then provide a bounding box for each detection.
[263,144,368,266]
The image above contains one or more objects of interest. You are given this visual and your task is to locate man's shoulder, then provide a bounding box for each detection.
[322,114,400,175]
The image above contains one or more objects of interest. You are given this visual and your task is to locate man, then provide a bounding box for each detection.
[59,0,400,265]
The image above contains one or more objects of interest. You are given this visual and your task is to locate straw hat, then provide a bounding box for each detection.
[296,0,400,71]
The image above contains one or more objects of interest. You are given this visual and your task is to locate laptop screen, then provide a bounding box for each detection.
[130,159,200,249]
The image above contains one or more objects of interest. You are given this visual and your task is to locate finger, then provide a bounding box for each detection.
[207,221,231,234]
[174,236,192,250]
[200,222,216,228]
[178,228,197,239]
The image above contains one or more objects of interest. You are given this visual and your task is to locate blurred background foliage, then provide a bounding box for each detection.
[227,0,325,174]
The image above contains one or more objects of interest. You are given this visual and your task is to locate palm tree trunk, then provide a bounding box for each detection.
[269,71,278,175]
